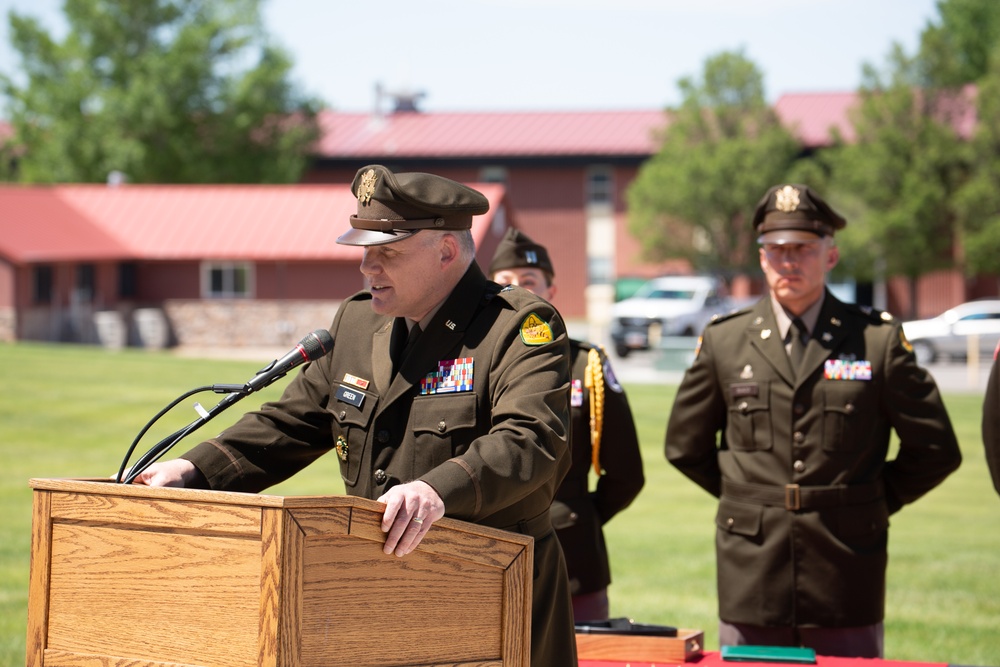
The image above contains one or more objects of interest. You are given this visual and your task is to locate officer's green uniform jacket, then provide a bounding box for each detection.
[182,263,577,667]
[665,290,961,628]
[984,351,1000,495]
[553,341,644,599]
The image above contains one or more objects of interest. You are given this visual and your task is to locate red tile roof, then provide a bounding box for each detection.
[775,92,859,146]
[0,183,506,264]
[775,85,978,147]
[314,109,668,158]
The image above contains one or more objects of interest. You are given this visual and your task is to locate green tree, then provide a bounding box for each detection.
[626,50,800,284]
[918,0,1000,86]
[828,44,969,317]
[0,0,321,184]
[952,54,1000,277]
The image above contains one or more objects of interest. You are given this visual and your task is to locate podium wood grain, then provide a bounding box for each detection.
[26,479,533,667]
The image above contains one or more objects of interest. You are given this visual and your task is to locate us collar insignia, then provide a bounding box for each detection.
[830,317,842,327]
[775,185,801,212]
[753,316,764,325]
[357,169,377,205]
[821,332,833,342]
[342,373,370,390]
[335,436,349,461]
[520,312,554,345]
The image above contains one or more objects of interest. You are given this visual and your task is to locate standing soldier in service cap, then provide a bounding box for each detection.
[135,165,578,666]
[489,227,645,622]
[664,184,961,657]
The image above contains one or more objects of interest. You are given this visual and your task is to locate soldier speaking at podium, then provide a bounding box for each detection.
[135,165,578,666]
[665,184,961,657]
[489,227,645,622]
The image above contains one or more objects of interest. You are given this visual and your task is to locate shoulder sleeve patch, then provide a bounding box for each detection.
[520,312,554,345]
[899,328,914,353]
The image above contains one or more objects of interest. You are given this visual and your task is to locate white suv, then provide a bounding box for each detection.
[609,275,725,357]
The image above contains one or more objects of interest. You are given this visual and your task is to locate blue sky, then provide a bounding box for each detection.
[0,0,941,113]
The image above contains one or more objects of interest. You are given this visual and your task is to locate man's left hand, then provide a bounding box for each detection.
[377,480,445,557]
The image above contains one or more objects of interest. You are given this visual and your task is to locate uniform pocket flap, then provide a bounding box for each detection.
[412,393,478,435]
[716,497,763,537]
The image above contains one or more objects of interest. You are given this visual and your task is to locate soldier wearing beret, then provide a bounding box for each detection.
[984,342,1000,495]
[664,184,962,657]
[136,165,578,666]
[489,227,645,622]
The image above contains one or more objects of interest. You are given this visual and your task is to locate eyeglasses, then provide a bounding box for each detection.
[761,241,824,263]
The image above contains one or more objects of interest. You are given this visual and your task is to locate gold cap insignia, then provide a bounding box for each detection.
[357,169,377,205]
[774,185,801,213]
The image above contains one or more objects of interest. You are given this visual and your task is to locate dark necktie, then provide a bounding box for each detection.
[391,318,421,375]
[402,323,422,359]
[789,317,808,375]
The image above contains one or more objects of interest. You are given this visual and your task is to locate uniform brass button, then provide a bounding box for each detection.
[793,460,806,472]
[374,469,387,484]
[793,431,805,443]
[845,403,855,414]
[739,401,748,413]
[726,517,735,527]
[376,429,390,443]
[437,420,447,433]
[339,410,347,420]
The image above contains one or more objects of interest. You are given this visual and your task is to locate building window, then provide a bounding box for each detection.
[586,166,614,208]
[202,262,253,298]
[76,263,95,302]
[119,262,137,298]
[33,265,53,304]
[479,166,508,184]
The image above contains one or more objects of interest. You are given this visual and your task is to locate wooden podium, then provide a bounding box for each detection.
[26,478,533,667]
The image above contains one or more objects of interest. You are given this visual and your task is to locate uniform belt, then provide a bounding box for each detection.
[722,479,883,511]
[502,509,554,540]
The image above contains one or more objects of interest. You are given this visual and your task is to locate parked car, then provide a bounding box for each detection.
[901,299,1000,364]
[610,275,744,357]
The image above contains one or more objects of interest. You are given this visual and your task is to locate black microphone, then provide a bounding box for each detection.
[244,329,334,393]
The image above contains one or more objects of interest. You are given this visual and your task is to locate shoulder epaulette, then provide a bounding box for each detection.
[707,305,753,326]
[850,303,895,324]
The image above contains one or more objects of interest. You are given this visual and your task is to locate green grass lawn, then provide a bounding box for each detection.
[1,342,998,666]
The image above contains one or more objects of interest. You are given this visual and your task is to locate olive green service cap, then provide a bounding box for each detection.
[488,227,556,278]
[336,164,490,246]
[753,184,847,244]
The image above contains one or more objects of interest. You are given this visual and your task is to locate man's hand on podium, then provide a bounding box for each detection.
[378,480,445,557]
[131,459,200,487]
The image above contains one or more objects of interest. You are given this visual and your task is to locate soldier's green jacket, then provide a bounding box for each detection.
[553,341,644,597]
[182,262,577,666]
[665,290,961,628]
